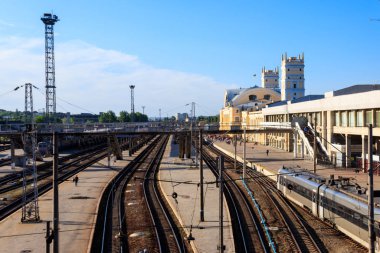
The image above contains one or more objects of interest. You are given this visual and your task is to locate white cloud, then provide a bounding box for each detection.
[0,19,14,29]
[0,37,234,116]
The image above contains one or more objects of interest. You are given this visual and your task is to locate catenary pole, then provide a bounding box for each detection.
[199,130,204,221]
[368,124,375,253]
[218,156,224,253]
[52,132,59,253]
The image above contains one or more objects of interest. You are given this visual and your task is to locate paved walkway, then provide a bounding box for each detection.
[213,139,380,191]
[159,136,235,253]
[0,149,139,253]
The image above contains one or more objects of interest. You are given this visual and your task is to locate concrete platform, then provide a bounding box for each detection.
[0,150,140,253]
[213,139,380,191]
[159,136,235,253]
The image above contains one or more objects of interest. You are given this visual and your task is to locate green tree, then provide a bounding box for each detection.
[99,110,117,123]
[118,111,130,122]
[134,112,148,122]
[35,115,47,123]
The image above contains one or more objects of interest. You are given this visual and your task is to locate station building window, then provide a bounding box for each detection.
[349,111,356,127]
[334,112,340,126]
[341,111,347,127]
[357,111,363,127]
[249,95,257,101]
[316,113,321,126]
[366,110,373,126]
[376,110,380,127]
[293,84,297,88]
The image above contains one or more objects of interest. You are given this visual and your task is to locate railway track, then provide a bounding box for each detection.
[201,144,270,253]
[204,141,326,252]
[0,144,107,186]
[0,157,11,167]
[0,138,149,221]
[206,140,366,253]
[92,135,188,253]
[246,168,325,252]
[0,145,108,195]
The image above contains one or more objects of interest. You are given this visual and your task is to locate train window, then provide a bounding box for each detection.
[363,217,368,226]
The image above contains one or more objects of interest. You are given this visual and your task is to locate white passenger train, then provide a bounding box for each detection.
[277,167,380,251]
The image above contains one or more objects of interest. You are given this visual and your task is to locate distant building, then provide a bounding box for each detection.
[176,113,188,122]
[281,53,305,101]
[220,86,281,131]
[261,67,279,90]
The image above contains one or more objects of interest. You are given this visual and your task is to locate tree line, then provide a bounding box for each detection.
[98,110,148,123]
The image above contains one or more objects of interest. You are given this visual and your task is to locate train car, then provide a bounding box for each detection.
[319,184,380,250]
[37,142,49,156]
[278,167,380,251]
[277,167,323,214]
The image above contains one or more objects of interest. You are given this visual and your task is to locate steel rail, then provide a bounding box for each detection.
[207,141,324,253]
[95,136,159,253]
[143,135,185,253]
[201,146,269,253]
[248,169,324,253]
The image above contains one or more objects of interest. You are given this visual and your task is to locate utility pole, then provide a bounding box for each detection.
[368,124,375,253]
[41,13,59,122]
[243,127,246,180]
[142,106,145,115]
[129,85,135,122]
[159,108,161,122]
[233,135,237,171]
[52,132,59,253]
[21,83,40,223]
[218,156,224,253]
[199,130,204,222]
[107,135,111,167]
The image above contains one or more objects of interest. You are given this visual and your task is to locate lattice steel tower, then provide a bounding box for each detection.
[129,85,135,122]
[41,13,59,121]
[21,83,40,222]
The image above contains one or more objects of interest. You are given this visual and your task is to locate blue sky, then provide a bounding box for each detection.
[0,1,380,116]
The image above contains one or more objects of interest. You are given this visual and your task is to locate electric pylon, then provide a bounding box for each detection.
[41,13,59,122]
[21,83,40,222]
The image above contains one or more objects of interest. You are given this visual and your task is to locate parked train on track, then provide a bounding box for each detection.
[277,167,380,251]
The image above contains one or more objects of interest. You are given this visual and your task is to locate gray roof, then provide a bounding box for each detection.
[334,84,380,96]
[291,95,324,104]
[267,100,287,107]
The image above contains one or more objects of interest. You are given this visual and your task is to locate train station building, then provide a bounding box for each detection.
[219,53,380,169]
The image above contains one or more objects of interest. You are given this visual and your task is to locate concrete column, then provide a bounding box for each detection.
[10,137,15,164]
[293,133,298,158]
[186,133,191,159]
[301,138,305,158]
[362,135,367,170]
[326,111,334,158]
[345,134,351,168]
